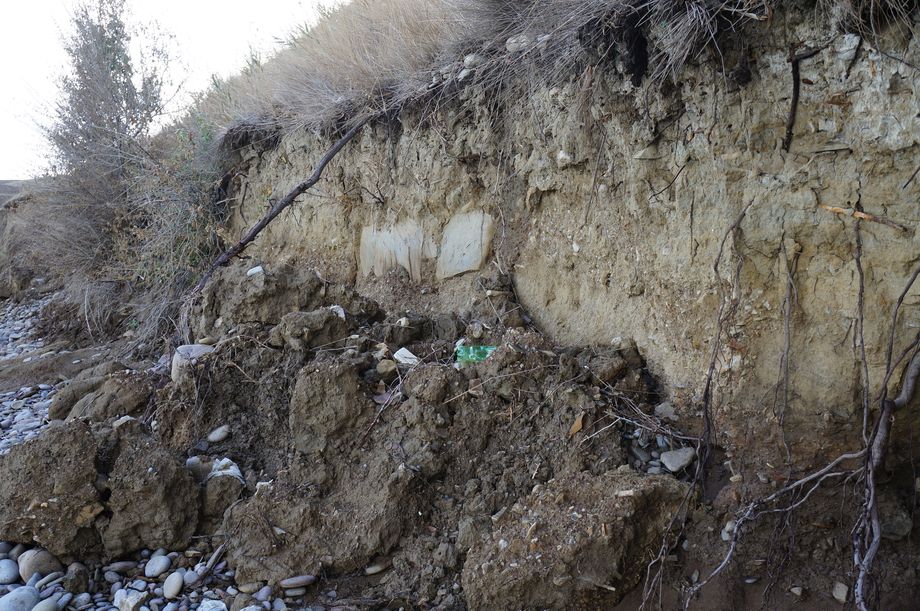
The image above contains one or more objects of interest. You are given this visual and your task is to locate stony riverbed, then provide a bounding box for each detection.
[0,297,54,455]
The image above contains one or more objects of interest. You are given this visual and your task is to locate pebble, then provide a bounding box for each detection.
[34,572,62,589]
[182,571,200,587]
[0,585,39,611]
[197,601,227,611]
[163,573,183,599]
[277,576,314,589]
[832,581,848,603]
[206,426,230,444]
[17,549,62,582]
[30,595,59,611]
[790,586,803,597]
[0,561,17,585]
[105,562,136,574]
[283,587,306,597]
[144,556,171,579]
[253,586,272,602]
[660,447,696,472]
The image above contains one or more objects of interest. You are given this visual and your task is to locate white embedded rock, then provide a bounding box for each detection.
[198,601,228,611]
[207,457,244,483]
[660,447,696,472]
[0,559,17,584]
[206,425,231,443]
[143,555,171,578]
[393,348,420,366]
[435,211,495,280]
[163,571,184,599]
[832,581,848,603]
[171,344,215,384]
[0,586,39,611]
[246,266,264,277]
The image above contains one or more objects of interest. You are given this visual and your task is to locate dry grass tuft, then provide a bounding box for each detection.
[203,0,916,146]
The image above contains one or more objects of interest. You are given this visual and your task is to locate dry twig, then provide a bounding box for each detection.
[819,204,909,232]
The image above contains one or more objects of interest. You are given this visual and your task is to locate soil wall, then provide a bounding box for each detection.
[218,9,920,467]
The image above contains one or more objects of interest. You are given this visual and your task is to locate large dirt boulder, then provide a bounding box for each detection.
[288,362,367,456]
[66,374,152,422]
[100,428,200,557]
[0,421,103,559]
[222,462,418,584]
[197,263,325,335]
[267,308,351,351]
[462,470,688,610]
[48,376,107,420]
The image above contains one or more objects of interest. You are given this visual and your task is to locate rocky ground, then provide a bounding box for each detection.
[0,296,53,454]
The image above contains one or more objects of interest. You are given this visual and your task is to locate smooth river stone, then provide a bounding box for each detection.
[0,586,39,611]
[277,575,314,589]
[0,560,17,585]
[143,556,171,579]
[163,572,183,599]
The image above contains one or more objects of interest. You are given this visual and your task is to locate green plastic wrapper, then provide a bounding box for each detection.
[455,345,497,365]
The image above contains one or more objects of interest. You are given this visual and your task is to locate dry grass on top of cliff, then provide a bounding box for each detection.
[203,0,917,145]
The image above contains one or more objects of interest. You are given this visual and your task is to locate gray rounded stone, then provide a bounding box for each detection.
[31,596,59,611]
[0,586,39,611]
[163,572,183,599]
[0,560,17,585]
[16,550,62,582]
[143,556,171,579]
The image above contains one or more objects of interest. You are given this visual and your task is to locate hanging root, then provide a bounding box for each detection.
[680,255,920,610]
[640,200,755,610]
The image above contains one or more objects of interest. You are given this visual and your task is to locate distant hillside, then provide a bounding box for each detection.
[0,180,24,207]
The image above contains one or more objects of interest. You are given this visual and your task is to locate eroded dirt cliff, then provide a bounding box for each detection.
[1,3,919,610]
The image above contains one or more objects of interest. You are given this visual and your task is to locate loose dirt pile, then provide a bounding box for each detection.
[0,264,704,609]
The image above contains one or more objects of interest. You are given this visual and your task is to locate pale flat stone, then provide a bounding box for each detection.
[436,211,495,280]
[359,221,435,282]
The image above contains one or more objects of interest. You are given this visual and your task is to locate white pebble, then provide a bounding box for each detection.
[206,425,231,443]
[163,572,183,599]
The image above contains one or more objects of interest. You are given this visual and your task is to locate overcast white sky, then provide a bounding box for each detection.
[1,0,342,179]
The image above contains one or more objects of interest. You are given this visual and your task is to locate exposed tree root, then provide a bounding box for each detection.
[640,200,755,610]
[679,243,920,609]
[782,46,823,152]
